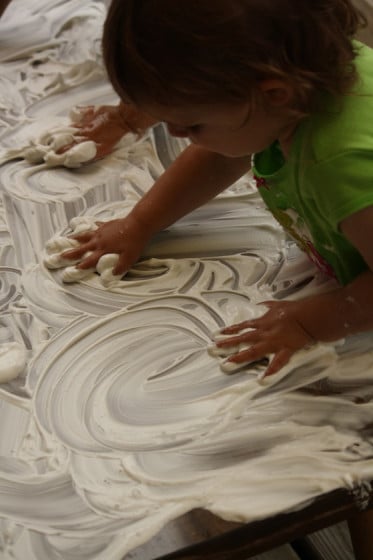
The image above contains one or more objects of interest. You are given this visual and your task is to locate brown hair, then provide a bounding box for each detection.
[103,0,366,114]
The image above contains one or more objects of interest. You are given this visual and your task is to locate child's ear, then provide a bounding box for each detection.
[259,79,294,107]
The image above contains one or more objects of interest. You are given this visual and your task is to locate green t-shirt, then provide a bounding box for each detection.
[253,41,373,285]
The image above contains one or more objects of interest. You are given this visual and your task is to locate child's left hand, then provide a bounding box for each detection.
[216,300,315,377]
[59,103,156,161]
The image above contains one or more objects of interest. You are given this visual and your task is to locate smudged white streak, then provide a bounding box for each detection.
[1,2,373,560]
[0,343,27,383]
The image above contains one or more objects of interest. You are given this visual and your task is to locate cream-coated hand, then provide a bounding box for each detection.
[59,103,156,161]
[62,214,151,275]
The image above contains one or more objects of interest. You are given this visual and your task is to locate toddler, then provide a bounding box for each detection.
[65,0,373,378]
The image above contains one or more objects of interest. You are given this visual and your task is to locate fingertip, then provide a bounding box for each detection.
[61,249,75,259]
[257,361,279,383]
[263,365,278,378]
[215,336,235,348]
[113,262,128,277]
[219,326,237,336]
[115,256,130,277]
[70,232,92,243]
[76,260,93,271]
[112,267,125,277]
[256,369,267,382]
[265,352,290,378]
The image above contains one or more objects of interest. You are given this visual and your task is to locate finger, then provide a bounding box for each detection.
[72,122,87,130]
[216,329,259,348]
[75,106,95,124]
[220,320,256,335]
[70,231,96,243]
[258,300,289,320]
[73,118,98,132]
[62,265,95,284]
[113,253,130,275]
[56,142,75,155]
[61,245,90,260]
[75,123,98,134]
[62,237,95,258]
[76,105,95,113]
[55,135,88,155]
[76,250,105,270]
[226,342,268,364]
[263,348,292,377]
[90,145,113,162]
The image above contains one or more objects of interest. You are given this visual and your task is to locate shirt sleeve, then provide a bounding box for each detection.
[308,149,373,230]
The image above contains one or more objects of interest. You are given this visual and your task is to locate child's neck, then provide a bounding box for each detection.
[277,118,302,159]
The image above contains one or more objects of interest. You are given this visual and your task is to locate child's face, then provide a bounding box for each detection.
[141,97,296,157]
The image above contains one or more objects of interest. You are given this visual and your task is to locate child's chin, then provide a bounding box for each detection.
[218,148,252,158]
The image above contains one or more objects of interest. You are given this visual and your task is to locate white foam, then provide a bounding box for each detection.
[1,3,373,560]
[0,343,27,383]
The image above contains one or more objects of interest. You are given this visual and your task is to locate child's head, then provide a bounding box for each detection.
[103,0,365,115]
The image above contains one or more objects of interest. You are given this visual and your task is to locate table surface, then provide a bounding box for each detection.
[0,2,373,560]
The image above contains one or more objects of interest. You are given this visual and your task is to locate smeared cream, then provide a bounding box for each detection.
[1,2,373,560]
[0,343,27,383]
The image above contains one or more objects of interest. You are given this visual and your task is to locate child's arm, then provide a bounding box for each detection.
[217,205,373,377]
[63,145,251,272]
[0,0,11,17]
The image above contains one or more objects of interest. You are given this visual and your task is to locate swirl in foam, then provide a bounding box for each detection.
[1,2,373,560]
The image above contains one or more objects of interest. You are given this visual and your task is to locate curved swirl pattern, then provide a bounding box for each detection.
[1,3,373,560]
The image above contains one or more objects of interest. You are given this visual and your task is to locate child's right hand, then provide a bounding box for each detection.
[61,214,151,275]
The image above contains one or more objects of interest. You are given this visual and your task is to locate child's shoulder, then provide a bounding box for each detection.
[306,42,373,162]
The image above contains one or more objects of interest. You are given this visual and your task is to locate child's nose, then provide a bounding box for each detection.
[166,123,190,138]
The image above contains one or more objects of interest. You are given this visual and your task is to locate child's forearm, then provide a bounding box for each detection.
[62,145,251,275]
[0,0,11,17]
[130,144,251,237]
[293,270,373,342]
